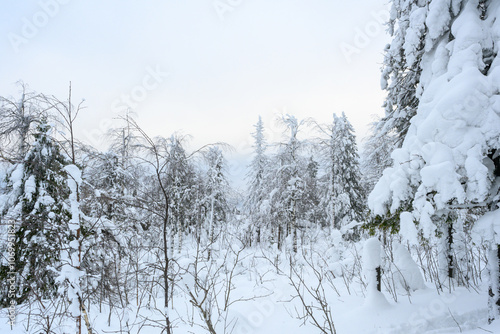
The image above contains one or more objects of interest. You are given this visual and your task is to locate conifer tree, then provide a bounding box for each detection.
[302,156,323,226]
[0,122,71,305]
[322,113,365,234]
[203,146,230,256]
[377,0,463,146]
[269,115,306,252]
[369,0,500,318]
[166,135,197,252]
[360,119,396,196]
[244,116,268,244]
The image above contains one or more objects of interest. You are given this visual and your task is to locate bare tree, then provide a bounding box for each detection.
[0,83,46,162]
[124,116,173,334]
[180,233,253,334]
[41,82,86,164]
[285,251,337,334]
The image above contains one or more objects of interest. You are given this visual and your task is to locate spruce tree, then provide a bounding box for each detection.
[0,122,71,305]
[360,119,396,197]
[203,146,230,255]
[268,115,306,252]
[302,156,322,226]
[378,0,463,146]
[369,0,500,317]
[322,113,365,234]
[244,116,268,244]
[166,135,196,252]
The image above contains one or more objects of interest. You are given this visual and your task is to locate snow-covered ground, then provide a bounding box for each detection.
[1,231,497,334]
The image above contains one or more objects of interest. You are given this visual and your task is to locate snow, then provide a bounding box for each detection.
[363,286,391,310]
[362,237,391,311]
[364,0,500,327]
[404,7,427,66]
[8,164,23,186]
[0,1,499,333]
[64,164,82,185]
[393,242,426,291]
[64,164,82,232]
[0,231,498,334]
[23,175,35,202]
[425,0,451,42]
[370,0,500,242]
[363,237,382,271]
[340,220,362,235]
[473,208,500,244]
[400,211,419,245]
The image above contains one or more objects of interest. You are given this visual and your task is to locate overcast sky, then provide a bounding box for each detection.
[0,0,390,185]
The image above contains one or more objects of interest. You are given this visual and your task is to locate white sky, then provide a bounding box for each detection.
[0,0,390,186]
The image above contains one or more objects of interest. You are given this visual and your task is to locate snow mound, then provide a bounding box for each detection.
[393,242,426,291]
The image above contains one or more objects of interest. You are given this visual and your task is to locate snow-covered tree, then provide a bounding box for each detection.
[0,84,45,161]
[79,150,139,312]
[369,0,500,320]
[0,122,71,305]
[360,118,396,196]
[244,116,269,244]
[378,0,463,147]
[58,163,85,332]
[166,135,197,252]
[268,115,307,252]
[203,146,230,255]
[301,156,323,226]
[321,113,365,234]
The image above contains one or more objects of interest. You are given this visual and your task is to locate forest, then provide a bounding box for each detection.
[1,0,500,334]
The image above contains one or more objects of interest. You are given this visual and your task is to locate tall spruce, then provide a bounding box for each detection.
[166,135,196,253]
[0,122,71,305]
[369,0,500,318]
[270,115,306,252]
[244,116,268,244]
[203,146,230,256]
[322,113,365,233]
[378,0,463,147]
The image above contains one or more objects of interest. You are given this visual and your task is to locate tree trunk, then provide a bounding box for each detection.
[292,200,297,253]
[488,243,500,324]
[159,177,172,334]
[376,266,382,292]
[163,212,172,334]
[170,223,175,258]
[277,225,282,251]
[447,223,454,279]
[293,225,297,254]
[208,198,214,261]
